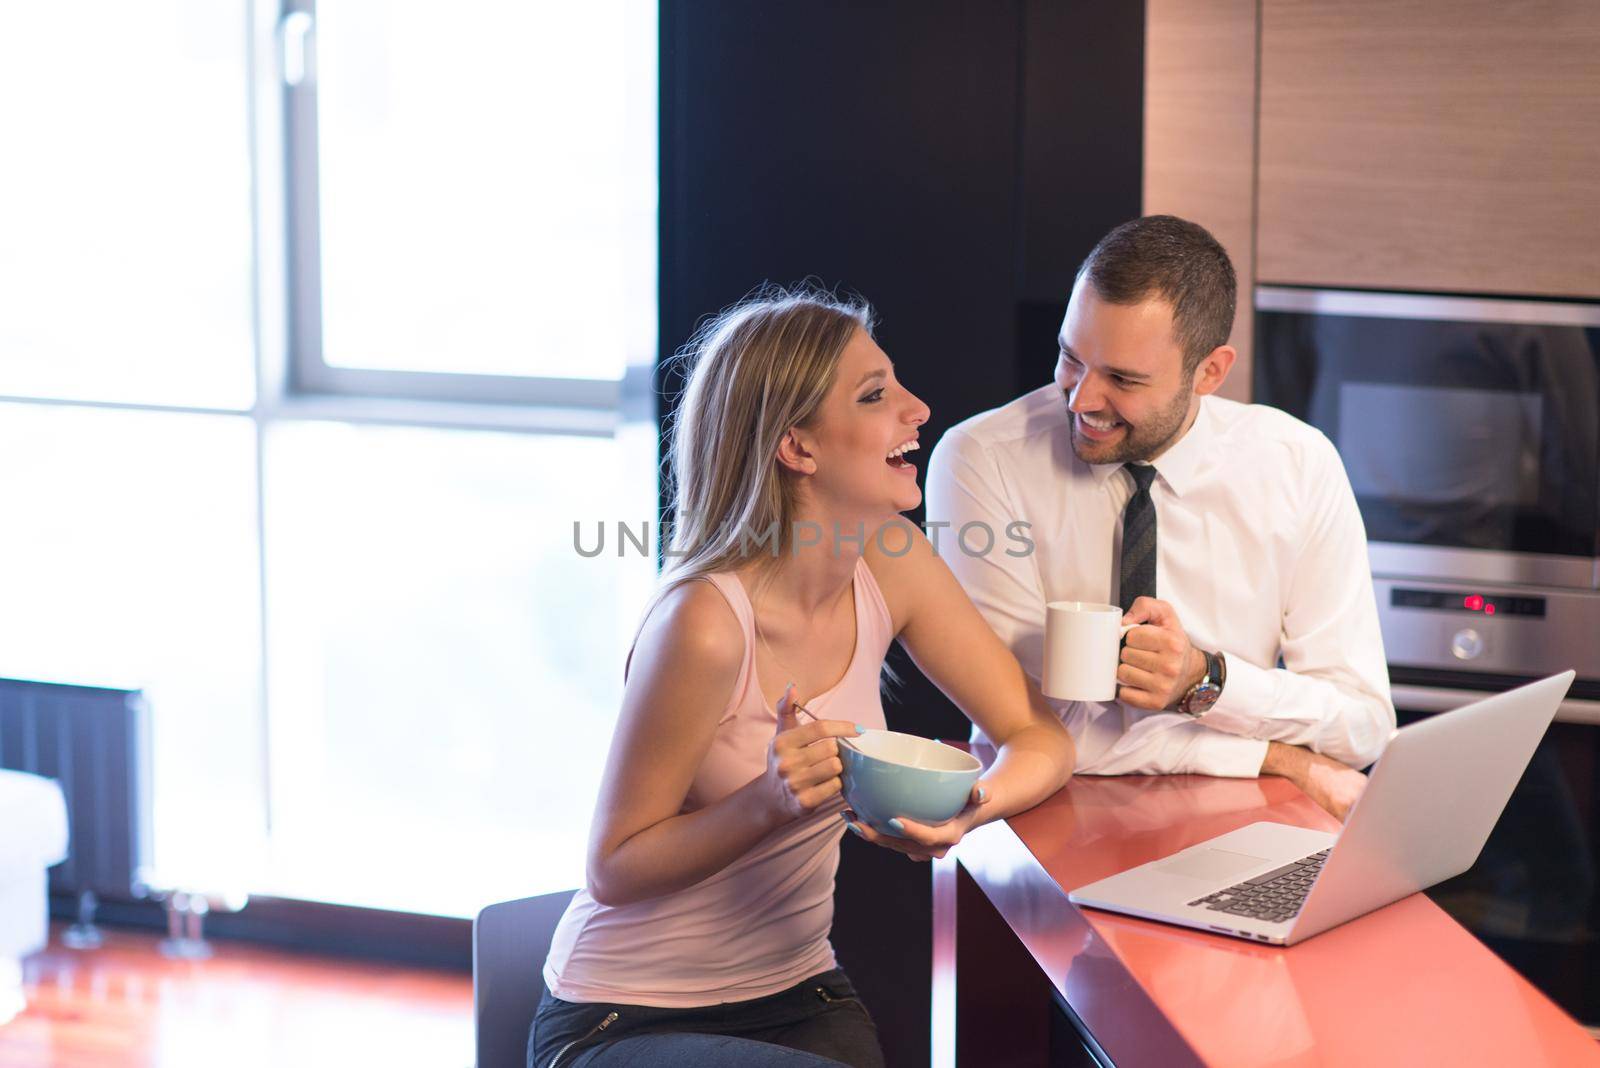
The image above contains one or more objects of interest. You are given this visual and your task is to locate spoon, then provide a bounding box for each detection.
[788,695,863,750]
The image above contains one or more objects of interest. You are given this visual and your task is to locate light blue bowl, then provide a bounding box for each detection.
[839,729,983,835]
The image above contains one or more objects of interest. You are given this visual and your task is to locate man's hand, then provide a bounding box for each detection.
[1118,597,1206,711]
[1262,741,1367,821]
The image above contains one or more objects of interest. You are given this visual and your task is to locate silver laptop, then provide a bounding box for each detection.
[1068,671,1576,946]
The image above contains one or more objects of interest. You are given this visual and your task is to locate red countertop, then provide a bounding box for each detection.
[947,767,1600,1066]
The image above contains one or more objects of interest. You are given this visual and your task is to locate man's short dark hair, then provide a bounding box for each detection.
[1077,215,1237,375]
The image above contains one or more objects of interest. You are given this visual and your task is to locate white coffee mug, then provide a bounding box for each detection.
[1042,601,1135,702]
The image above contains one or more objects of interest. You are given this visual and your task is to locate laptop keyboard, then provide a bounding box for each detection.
[1186,848,1331,924]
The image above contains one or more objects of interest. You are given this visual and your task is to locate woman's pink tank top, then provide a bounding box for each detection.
[543,555,894,1007]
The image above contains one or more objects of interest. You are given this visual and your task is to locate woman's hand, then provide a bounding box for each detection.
[761,683,864,825]
[841,783,991,861]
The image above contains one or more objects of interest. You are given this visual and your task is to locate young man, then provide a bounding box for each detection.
[926,215,1393,819]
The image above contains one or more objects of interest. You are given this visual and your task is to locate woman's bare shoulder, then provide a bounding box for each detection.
[629,576,746,684]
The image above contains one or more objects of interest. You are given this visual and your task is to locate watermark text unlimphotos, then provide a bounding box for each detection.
[572,519,1035,559]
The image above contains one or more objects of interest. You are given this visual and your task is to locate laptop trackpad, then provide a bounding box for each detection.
[1156,848,1272,882]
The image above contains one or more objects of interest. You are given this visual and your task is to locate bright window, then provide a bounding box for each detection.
[261,421,657,915]
[0,4,255,409]
[312,3,657,382]
[0,0,659,921]
[0,404,264,889]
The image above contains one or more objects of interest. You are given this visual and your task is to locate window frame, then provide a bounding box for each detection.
[275,0,651,418]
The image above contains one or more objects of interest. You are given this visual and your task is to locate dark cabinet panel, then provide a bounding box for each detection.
[662,1,1025,448]
[658,6,1143,1064]
[1019,1,1145,307]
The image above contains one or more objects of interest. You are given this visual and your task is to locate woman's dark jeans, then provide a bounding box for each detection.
[528,968,886,1068]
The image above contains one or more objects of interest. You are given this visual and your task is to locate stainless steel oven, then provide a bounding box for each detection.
[1255,286,1600,1027]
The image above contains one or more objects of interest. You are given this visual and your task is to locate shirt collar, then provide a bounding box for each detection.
[1085,396,1213,498]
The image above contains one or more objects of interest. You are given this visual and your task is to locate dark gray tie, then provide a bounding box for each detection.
[1118,464,1158,613]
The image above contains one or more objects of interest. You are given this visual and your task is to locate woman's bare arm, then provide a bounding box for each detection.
[862,523,1075,855]
[585,581,860,906]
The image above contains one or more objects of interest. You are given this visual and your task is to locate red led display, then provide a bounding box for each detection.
[1391,588,1545,618]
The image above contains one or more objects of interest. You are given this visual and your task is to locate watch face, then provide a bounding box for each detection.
[1184,682,1221,716]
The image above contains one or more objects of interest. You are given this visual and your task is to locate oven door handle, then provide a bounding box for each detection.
[1391,684,1600,726]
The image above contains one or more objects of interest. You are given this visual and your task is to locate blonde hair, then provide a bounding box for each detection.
[660,283,875,590]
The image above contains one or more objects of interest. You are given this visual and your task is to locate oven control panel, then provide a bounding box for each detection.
[1390,588,1547,618]
[1375,578,1599,680]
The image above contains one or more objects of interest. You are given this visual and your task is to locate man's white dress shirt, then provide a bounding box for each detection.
[925,385,1395,777]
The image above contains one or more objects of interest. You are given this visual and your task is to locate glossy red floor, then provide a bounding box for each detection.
[1,924,472,1067]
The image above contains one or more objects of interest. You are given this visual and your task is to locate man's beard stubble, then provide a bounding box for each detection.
[1068,377,1194,466]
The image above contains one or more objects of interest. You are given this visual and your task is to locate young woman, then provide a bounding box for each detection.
[532,288,1076,1067]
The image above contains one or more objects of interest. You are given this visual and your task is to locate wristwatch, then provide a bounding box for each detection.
[1177,649,1226,717]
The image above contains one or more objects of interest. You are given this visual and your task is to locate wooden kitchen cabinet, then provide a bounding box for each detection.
[1143,0,1259,400]
[1257,0,1600,299]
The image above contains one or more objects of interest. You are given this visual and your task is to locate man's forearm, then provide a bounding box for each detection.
[1259,739,1308,780]
[1258,739,1368,821]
